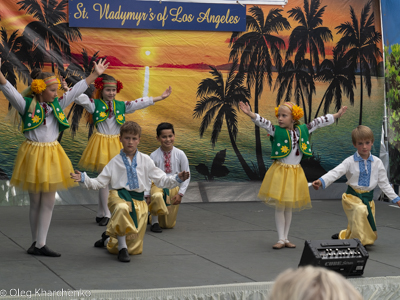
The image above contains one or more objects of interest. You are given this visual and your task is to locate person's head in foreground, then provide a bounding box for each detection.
[269,266,363,300]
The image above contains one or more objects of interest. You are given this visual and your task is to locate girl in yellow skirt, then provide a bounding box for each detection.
[0,58,109,256]
[239,101,347,249]
[73,74,172,226]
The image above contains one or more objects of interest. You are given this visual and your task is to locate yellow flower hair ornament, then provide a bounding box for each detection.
[30,79,47,94]
[291,105,304,121]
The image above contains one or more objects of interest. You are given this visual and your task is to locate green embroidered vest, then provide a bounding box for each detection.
[270,124,312,159]
[21,97,69,133]
[93,99,126,127]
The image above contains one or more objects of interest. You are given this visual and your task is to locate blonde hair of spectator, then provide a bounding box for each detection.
[269,266,363,300]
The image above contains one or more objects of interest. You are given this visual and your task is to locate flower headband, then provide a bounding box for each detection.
[94,77,123,93]
[275,102,304,121]
[30,76,61,94]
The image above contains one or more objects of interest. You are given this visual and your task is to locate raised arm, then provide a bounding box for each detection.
[0,58,28,113]
[307,106,347,134]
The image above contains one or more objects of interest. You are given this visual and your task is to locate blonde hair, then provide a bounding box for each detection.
[120,121,141,137]
[275,102,304,126]
[351,125,374,145]
[269,266,363,300]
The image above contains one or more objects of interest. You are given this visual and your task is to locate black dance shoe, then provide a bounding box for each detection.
[96,217,104,223]
[331,233,339,239]
[32,245,61,257]
[94,232,109,248]
[99,217,110,226]
[118,248,130,262]
[27,242,36,254]
[150,223,162,233]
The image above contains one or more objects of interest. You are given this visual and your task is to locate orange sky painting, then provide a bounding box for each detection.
[1,0,382,68]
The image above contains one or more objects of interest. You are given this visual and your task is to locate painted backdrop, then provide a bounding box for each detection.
[0,0,384,186]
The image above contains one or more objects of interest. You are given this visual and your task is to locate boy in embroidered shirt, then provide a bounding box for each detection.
[145,122,190,232]
[70,121,189,262]
[312,125,400,245]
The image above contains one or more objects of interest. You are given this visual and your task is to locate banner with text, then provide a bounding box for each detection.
[69,0,246,31]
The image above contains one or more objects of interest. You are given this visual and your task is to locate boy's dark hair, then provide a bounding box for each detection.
[156,122,175,137]
[351,125,374,145]
[120,121,141,137]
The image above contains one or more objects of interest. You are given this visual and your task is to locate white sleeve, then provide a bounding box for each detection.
[177,151,190,195]
[307,114,334,134]
[252,113,275,136]
[147,158,180,190]
[74,94,95,114]
[320,159,349,188]
[0,81,26,114]
[82,163,112,190]
[377,159,399,201]
[125,97,154,114]
[59,79,89,109]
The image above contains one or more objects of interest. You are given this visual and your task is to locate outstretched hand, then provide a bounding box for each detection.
[312,179,322,190]
[333,106,347,119]
[239,101,256,119]
[161,86,172,99]
[70,170,82,182]
[94,58,109,76]
[60,76,69,91]
[178,171,190,182]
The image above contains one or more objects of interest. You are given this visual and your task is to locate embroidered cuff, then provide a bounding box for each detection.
[392,196,400,204]
[319,177,326,189]
[80,172,86,183]
[175,174,183,183]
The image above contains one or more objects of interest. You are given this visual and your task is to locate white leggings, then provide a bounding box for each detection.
[29,192,56,248]
[97,187,111,218]
[275,206,293,242]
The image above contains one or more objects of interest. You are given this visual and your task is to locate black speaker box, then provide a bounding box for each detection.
[298,239,369,276]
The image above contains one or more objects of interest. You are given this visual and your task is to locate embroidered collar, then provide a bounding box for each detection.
[120,149,139,190]
[353,152,373,162]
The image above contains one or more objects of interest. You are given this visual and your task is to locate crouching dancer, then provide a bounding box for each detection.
[71,121,189,262]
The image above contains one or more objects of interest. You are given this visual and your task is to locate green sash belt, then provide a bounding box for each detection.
[117,189,144,229]
[346,186,376,231]
[163,188,171,207]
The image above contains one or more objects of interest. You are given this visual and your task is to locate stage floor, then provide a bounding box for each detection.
[1,195,400,292]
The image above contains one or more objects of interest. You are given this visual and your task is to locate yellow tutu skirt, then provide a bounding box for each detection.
[258,161,311,211]
[10,140,77,193]
[78,132,122,172]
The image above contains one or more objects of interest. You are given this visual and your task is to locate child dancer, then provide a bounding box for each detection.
[313,125,400,245]
[74,75,172,226]
[70,121,189,262]
[145,122,190,232]
[0,58,109,256]
[239,101,347,249]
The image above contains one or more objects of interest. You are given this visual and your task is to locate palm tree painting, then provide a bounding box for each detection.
[274,58,314,123]
[17,0,82,73]
[0,28,31,87]
[314,47,355,118]
[229,6,290,177]
[286,0,333,123]
[193,60,259,180]
[335,0,382,125]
